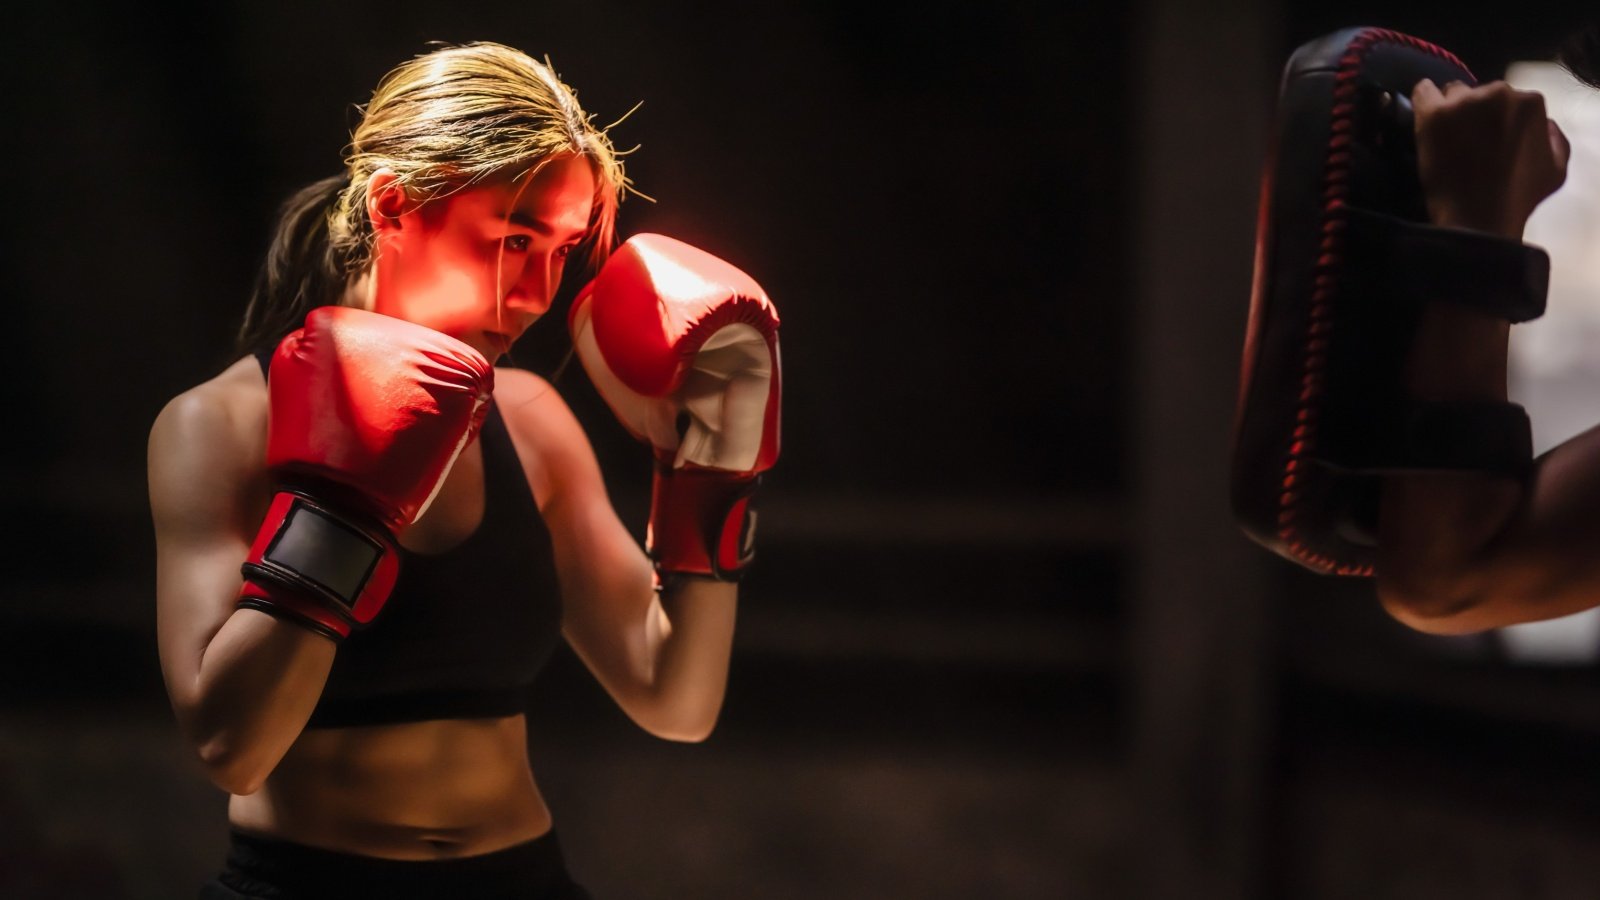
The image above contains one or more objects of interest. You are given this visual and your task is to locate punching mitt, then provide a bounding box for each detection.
[1232,27,1549,576]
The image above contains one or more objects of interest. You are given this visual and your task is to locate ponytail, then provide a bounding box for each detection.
[235,175,357,355]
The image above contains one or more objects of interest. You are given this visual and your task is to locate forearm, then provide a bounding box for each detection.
[558,232,776,737]
[1378,301,1600,630]
[639,578,738,741]
[1378,83,1577,630]
[185,609,335,793]
[1378,302,1521,620]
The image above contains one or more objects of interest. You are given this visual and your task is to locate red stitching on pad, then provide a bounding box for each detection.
[1274,28,1471,576]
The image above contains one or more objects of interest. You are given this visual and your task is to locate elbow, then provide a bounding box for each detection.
[1375,568,1487,636]
[656,716,719,744]
[652,723,717,744]
[195,734,270,796]
[637,700,722,744]
[1374,476,1535,635]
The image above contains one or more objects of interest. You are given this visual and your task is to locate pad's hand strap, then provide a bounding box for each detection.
[1337,395,1536,474]
[1316,207,1544,475]
[1344,205,1550,322]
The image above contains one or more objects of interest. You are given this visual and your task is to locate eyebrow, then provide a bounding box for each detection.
[504,210,590,242]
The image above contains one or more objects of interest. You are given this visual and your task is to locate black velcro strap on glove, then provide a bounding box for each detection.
[1230,26,1546,577]
[236,489,401,640]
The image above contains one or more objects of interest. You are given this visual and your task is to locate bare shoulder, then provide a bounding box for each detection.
[149,357,270,534]
[151,356,268,444]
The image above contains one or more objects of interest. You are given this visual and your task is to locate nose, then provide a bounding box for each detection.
[503,250,562,315]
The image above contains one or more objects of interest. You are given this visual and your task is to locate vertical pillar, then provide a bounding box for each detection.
[1130,1,1280,897]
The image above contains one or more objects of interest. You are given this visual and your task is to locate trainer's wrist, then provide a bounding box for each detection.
[1428,204,1527,241]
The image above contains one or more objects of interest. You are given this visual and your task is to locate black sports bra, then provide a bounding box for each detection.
[253,351,564,728]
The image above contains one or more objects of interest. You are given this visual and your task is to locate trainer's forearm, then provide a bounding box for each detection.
[1377,301,1600,631]
[1378,300,1522,623]
[186,609,335,794]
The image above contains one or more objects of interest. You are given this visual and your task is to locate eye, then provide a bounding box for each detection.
[556,243,579,260]
[503,234,531,253]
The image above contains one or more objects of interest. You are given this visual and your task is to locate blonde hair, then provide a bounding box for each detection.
[239,42,630,353]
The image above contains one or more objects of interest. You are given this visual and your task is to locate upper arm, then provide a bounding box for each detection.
[149,384,267,727]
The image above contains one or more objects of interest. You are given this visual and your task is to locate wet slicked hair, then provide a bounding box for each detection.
[238,42,631,355]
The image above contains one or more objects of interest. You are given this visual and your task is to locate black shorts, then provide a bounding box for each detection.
[197,828,591,900]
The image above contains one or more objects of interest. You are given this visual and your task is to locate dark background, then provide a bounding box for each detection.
[7,1,1600,897]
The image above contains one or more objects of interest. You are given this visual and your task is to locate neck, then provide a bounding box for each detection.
[341,270,376,311]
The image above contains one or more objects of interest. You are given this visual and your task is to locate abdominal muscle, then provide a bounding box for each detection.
[227,714,553,859]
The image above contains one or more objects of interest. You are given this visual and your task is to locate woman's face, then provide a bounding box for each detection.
[370,155,598,361]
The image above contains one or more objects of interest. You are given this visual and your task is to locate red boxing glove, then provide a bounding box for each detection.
[238,307,493,639]
[569,234,782,581]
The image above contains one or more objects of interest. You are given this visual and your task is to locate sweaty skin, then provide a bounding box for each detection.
[1376,78,1579,634]
[152,158,739,860]
[220,356,548,858]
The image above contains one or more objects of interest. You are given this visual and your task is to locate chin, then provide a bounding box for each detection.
[478,332,515,360]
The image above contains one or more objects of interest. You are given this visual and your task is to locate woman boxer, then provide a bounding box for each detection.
[149,42,780,899]
[1376,30,1591,633]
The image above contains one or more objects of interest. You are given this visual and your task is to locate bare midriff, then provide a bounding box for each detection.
[227,714,552,859]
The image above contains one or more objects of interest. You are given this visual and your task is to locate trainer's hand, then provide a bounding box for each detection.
[1412,78,1570,239]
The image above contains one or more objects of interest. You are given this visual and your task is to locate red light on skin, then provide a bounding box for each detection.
[365,156,596,361]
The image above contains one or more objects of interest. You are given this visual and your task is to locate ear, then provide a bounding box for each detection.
[365,168,409,232]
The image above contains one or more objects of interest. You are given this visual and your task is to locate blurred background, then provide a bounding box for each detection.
[9,0,1600,897]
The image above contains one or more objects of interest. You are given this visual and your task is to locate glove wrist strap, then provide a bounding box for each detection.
[236,490,401,640]
[649,467,761,582]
